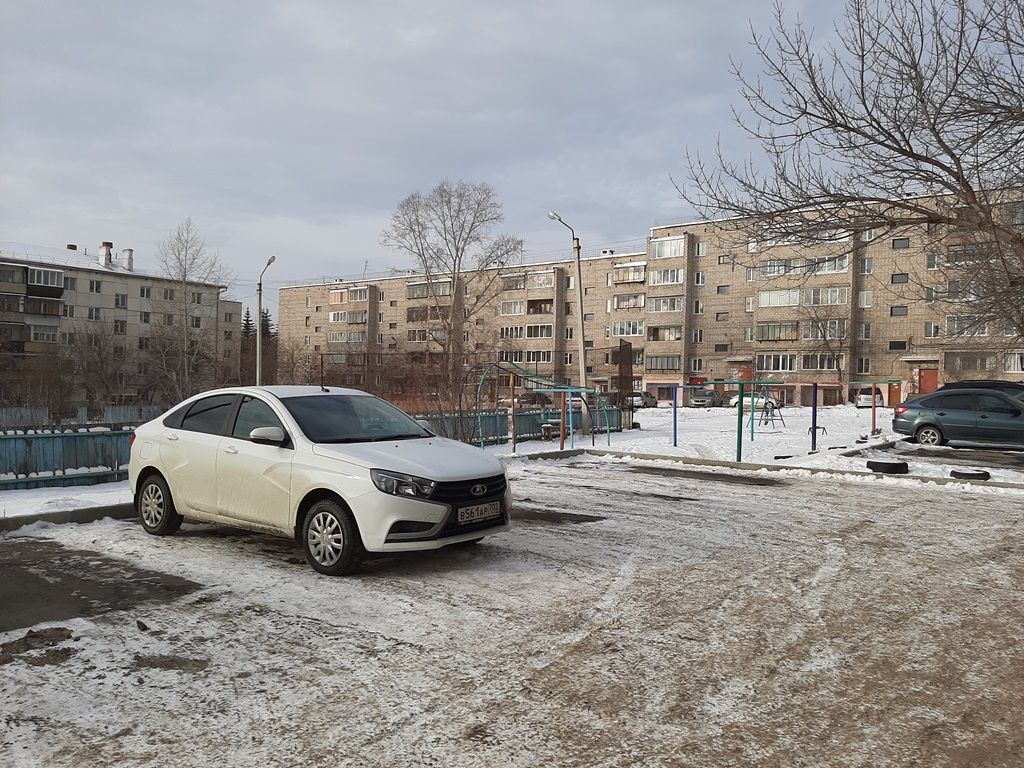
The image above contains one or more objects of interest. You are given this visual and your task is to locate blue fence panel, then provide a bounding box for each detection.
[0,428,132,489]
[0,407,49,428]
[414,410,510,446]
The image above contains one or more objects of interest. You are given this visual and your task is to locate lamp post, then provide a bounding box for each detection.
[548,211,587,390]
[256,255,275,386]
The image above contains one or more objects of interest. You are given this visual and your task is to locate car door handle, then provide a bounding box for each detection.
[979,415,990,419]
[167,434,179,441]
[223,446,238,454]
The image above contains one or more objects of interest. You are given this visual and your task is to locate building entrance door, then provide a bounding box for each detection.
[888,382,902,406]
[918,368,938,395]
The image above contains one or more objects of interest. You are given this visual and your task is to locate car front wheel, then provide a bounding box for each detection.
[301,499,364,576]
[915,425,945,446]
[137,474,183,536]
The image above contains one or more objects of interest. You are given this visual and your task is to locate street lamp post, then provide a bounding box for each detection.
[548,212,587,390]
[256,255,276,386]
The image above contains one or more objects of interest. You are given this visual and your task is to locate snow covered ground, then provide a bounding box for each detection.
[2,454,1023,767]
[0,482,131,520]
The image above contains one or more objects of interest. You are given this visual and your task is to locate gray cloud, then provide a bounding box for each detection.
[0,0,843,313]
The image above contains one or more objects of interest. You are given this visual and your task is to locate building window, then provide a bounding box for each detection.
[563,352,573,365]
[190,291,202,304]
[802,320,846,340]
[892,237,910,249]
[745,267,756,282]
[693,300,704,315]
[859,257,873,275]
[890,305,908,317]
[695,242,707,257]
[1006,351,1024,373]
[856,357,871,374]
[756,353,797,372]
[891,273,909,284]
[716,284,730,295]
[611,265,646,284]
[611,293,645,310]
[140,286,151,299]
[888,340,908,351]
[649,268,683,285]
[30,326,58,343]
[650,296,684,312]
[64,277,77,291]
[803,287,848,305]
[857,323,871,340]
[62,304,75,318]
[115,293,128,309]
[690,357,704,372]
[526,324,553,338]
[924,321,940,338]
[611,320,644,337]
[692,328,703,343]
[164,314,174,326]
[224,312,234,322]
[758,289,800,307]
[407,329,429,342]
[693,272,705,286]
[946,316,988,336]
[647,326,682,342]
[744,296,755,312]
[802,353,838,370]
[715,311,729,322]
[138,337,150,350]
[646,355,680,371]
[349,287,370,301]
[742,327,754,342]
[945,353,996,372]
[525,350,552,363]
[113,319,126,335]
[88,307,102,321]
[164,288,175,301]
[28,268,63,287]
[649,236,686,259]
[926,253,941,270]
[717,255,731,265]
[757,322,799,341]
[224,330,233,340]
[189,316,201,329]
[138,311,150,324]
[500,300,525,316]
[858,290,873,308]
[314,326,322,333]
[564,327,573,340]
[714,343,729,353]
[89,280,102,294]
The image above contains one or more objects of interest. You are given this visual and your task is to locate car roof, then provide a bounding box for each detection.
[939,380,1024,388]
[185,385,370,401]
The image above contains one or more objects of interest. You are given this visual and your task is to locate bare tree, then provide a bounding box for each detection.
[680,0,1024,334]
[62,323,138,416]
[149,218,232,401]
[380,180,524,414]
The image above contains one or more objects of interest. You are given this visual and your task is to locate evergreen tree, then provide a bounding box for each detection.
[241,307,255,340]
[260,307,276,338]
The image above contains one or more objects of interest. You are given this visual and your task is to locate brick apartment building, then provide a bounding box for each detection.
[0,241,242,412]
[278,211,1024,406]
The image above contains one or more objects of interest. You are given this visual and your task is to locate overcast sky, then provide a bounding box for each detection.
[0,0,841,316]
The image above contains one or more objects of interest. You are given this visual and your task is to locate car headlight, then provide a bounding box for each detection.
[370,469,437,499]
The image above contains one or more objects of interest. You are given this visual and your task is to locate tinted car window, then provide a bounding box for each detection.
[935,394,976,410]
[232,396,284,439]
[978,394,1020,414]
[281,394,430,443]
[180,394,236,435]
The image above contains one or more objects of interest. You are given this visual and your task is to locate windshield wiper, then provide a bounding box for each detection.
[365,433,428,442]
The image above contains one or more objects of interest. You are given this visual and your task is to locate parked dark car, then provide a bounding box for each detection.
[516,391,552,407]
[934,379,1024,401]
[892,389,1024,445]
[689,389,723,407]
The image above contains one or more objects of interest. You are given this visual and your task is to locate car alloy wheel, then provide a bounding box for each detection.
[916,426,943,445]
[140,483,164,528]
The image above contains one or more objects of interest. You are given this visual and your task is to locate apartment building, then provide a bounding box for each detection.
[0,241,241,409]
[278,212,1023,406]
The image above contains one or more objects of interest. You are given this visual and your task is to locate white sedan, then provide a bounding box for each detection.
[728,392,780,409]
[129,386,512,575]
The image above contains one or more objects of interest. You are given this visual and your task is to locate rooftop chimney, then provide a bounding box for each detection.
[66,243,77,251]
[99,242,113,268]
[122,248,134,272]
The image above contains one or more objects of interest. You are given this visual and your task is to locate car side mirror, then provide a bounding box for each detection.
[250,426,286,445]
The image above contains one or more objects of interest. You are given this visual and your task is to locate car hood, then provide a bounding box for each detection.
[311,436,505,481]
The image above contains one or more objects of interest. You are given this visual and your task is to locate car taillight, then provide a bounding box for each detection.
[893,405,908,416]
[129,431,136,450]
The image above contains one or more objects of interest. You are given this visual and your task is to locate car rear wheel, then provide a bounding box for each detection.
[915,425,945,446]
[301,499,364,576]
[137,474,183,536]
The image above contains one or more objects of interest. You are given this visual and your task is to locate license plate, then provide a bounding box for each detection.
[457,501,501,524]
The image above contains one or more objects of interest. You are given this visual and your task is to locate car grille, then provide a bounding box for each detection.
[430,474,507,505]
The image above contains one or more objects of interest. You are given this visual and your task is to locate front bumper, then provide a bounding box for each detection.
[349,484,513,552]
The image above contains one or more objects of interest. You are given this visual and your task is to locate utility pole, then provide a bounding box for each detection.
[256,255,275,386]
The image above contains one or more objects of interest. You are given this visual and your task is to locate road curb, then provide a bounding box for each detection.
[504,448,1024,491]
[0,503,135,533]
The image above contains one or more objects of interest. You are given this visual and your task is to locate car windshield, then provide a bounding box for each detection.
[280,394,431,444]
[697,390,716,397]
